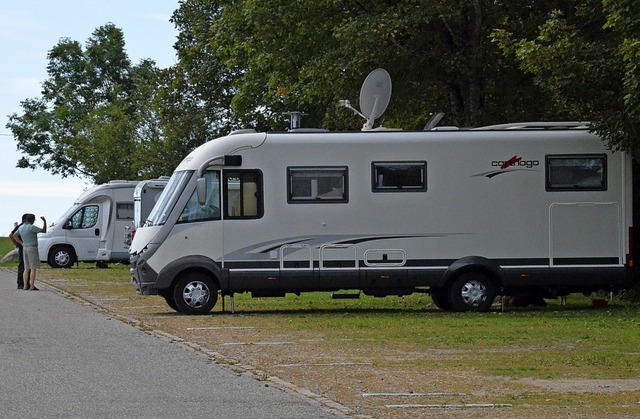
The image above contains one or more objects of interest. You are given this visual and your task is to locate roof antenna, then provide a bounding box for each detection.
[283,111,307,130]
[424,112,445,130]
[339,68,392,131]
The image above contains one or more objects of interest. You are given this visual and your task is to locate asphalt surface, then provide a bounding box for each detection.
[0,268,342,418]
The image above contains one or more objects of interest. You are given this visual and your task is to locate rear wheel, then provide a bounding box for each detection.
[448,271,496,312]
[172,272,218,315]
[48,246,76,269]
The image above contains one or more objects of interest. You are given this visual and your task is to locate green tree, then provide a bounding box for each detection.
[6,24,172,184]
[170,2,239,136]
[493,0,640,157]
[172,0,567,131]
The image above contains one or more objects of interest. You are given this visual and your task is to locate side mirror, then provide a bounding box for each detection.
[196,177,207,206]
[63,220,73,230]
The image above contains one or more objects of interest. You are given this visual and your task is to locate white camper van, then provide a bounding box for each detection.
[39,180,138,268]
[125,177,169,246]
[129,124,638,314]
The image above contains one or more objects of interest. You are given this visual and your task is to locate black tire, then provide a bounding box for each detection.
[430,288,453,311]
[159,289,179,312]
[448,271,496,312]
[47,246,76,269]
[172,272,218,315]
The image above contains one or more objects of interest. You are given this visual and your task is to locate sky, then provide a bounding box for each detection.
[0,1,180,235]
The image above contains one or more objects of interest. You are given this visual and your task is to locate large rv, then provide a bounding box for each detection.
[130,123,637,314]
[39,181,138,268]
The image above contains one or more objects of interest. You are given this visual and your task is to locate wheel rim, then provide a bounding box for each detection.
[460,280,487,307]
[54,251,70,267]
[182,281,211,308]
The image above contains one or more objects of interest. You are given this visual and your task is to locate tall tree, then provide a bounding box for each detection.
[6,24,171,184]
[493,0,640,157]
[172,0,567,130]
[170,2,239,136]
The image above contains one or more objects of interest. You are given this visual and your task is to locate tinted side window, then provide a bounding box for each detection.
[116,202,134,220]
[372,161,427,192]
[287,167,348,203]
[546,155,607,191]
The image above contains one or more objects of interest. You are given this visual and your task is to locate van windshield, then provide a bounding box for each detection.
[145,171,193,226]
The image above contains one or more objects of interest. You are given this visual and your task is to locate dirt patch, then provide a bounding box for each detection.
[520,378,640,394]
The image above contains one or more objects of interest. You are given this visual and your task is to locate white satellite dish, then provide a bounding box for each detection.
[359,68,392,129]
[339,68,392,130]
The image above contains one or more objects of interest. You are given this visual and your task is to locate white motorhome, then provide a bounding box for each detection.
[125,177,169,246]
[130,124,638,314]
[39,180,138,268]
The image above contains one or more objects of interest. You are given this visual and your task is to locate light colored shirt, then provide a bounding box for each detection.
[16,223,42,247]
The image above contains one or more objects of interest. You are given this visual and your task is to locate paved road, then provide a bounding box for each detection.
[0,268,342,418]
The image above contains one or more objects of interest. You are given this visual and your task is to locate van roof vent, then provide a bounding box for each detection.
[286,128,330,133]
[474,122,589,130]
[229,128,257,136]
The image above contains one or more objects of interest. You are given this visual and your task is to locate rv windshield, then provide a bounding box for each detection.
[145,171,193,226]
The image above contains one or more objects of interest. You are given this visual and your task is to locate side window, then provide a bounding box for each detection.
[116,202,134,220]
[178,171,221,223]
[287,167,348,203]
[546,155,607,191]
[225,170,263,219]
[372,161,427,192]
[70,205,99,229]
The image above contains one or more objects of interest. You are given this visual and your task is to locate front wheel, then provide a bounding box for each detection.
[448,272,496,312]
[159,288,179,311]
[48,246,76,268]
[172,272,218,315]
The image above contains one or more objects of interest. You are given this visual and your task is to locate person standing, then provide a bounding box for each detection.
[8,214,29,289]
[11,214,47,290]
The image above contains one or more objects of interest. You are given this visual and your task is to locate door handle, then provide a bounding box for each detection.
[95,228,100,236]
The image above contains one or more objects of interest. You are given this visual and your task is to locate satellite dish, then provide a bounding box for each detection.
[359,68,392,130]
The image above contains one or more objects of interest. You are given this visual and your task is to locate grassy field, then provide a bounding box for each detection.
[3,236,640,417]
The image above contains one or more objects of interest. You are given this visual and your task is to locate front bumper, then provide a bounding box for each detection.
[130,256,159,296]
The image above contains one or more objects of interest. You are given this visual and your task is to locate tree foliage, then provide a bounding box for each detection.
[172,0,569,130]
[6,24,179,184]
[8,2,640,182]
[493,0,640,157]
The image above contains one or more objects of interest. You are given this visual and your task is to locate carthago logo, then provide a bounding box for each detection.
[474,155,540,178]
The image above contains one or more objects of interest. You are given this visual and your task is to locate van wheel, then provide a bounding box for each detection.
[430,288,452,311]
[448,272,496,312]
[48,246,75,269]
[159,289,179,312]
[172,272,218,315]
